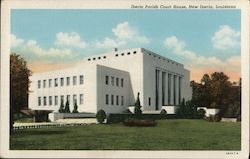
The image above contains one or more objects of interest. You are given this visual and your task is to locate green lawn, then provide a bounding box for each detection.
[10,119,241,150]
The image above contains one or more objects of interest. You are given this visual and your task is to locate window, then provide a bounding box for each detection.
[121,96,124,106]
[38,97,41,106]
[121,79,124,87]
[49,96,52,105]
[55,96,58,105]
[121,53,124,56]
[116,95,119,105]
[73,76,77,85]
[88,58,91,61]
[115,54,118,57]
[80,94,83,104]
[80,75,84,84]
[105,94,109,105]
[43,80,46,88]
[54,78,58,87]
[105,76,109,85]
[133,51,137,54]
[93,58,96,60]
[103,56,106,59]
[73,94,77,105]
[111,77,114,86]
[111,95,114,105]
[43,96,47,106]
[60,78,64,86]
[60,95,64,104]
[98,57,101,59]
[127,52,130,55]
[38,80,41,88]
[116,78,119,87]
[66,77,70,86]
[148,97,151,106]
[49,79,52,87]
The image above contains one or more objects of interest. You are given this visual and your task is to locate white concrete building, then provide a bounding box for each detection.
[29,48,192,114]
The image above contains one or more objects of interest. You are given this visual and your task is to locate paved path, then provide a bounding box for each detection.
[14,118,98,129]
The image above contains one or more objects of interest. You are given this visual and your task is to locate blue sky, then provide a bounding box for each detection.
[11,9,241,81]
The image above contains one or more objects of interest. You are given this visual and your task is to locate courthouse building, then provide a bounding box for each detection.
[29,48,192,114]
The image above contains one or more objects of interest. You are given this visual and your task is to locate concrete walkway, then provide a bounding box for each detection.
[13,118,98,129]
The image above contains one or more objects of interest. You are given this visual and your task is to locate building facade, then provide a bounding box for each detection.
[29,48,192,114]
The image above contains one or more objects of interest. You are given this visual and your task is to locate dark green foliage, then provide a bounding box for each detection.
[160,109,167,115]
[191,72,241,118]
[10,53,32,133]
[197,109,206,119]
[64,100,70,113]
[58,101,64,113]
[123,118,157,127]
[96,109,106,123]
[134,92,142,117]
[205,115,221,122]
[72,101,79,113]
[123,109,132,114]
[107,114,176,124]
[176,100,201,119]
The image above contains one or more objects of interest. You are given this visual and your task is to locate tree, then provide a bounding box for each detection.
[10,53,32,132]
[64,100,70,113]
[134,92,142,117]
[72,100,79,113]
[58,100,65,113]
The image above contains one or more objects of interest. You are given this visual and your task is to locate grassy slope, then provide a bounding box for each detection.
[10,119,241,150]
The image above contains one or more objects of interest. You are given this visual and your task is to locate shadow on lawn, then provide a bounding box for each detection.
[12,130,69,136]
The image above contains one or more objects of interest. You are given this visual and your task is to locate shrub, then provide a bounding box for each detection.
[160,109,167,115]
[72,102,79,113]
[134,92,142,118]
[64,100,71,113]
[58,101,64,113]
[197,109,206,118]
[96,109,106,124]
[123,118,157,127]
[123,109,132,114]
[206,114,221,122]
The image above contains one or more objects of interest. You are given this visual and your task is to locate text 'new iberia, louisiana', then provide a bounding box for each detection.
[131,5,236,9]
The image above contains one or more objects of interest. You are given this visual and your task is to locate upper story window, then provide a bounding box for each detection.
[49,79,52,87]
[121,79,124,87]
[105,76,109,85]
[60,78,64,86]
[111,95,114,105]
[116,95,119,105]
[43,80,46,88]
[105,94,109,105]
[54,78,58,87]
[111,77,114,86]
[66,77,70,86]
[73,76,77,85]
[73,94,77,105]
[80,75,84,85]
[116,78,119,86]
[55,96,58,105]
[121,96,124,106]
[38,80,41,88]
[49,96,52,106]
[43,96,47,106]
[38,97,41,106]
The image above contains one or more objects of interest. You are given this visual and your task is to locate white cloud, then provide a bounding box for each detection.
[11,34,74,58]
[95,21,149,49]
[55,32,87,49]
[10,34,24,47]
[212,25,240,50]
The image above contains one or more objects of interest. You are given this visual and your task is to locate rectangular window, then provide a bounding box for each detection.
[55,96,58,105]
[54,78,58,87]
[43,80,46,88]
[43,96,47,106]
[80,75,84,84]
[80,94,83,104]
[49,96,52,105]
[66,77,70,86]
[148,97,151,106]
[121,96,124,106]
[168,74,171,104]
[73,76,77,85]
[38,80,41,88]
[121,79,124,87]
[38,97,41,106]
[60,78,64,86]
[105,94,109,105]
[116,95,119,105]
[111,77,114,86]
[111,95,114,105]
[116,78,119,86]
[162,72,166,105]
[49,79,52,87]
[73,94,77,105]
[60,95,64,104]
[105,76,109,85]
[173,75,176,105]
